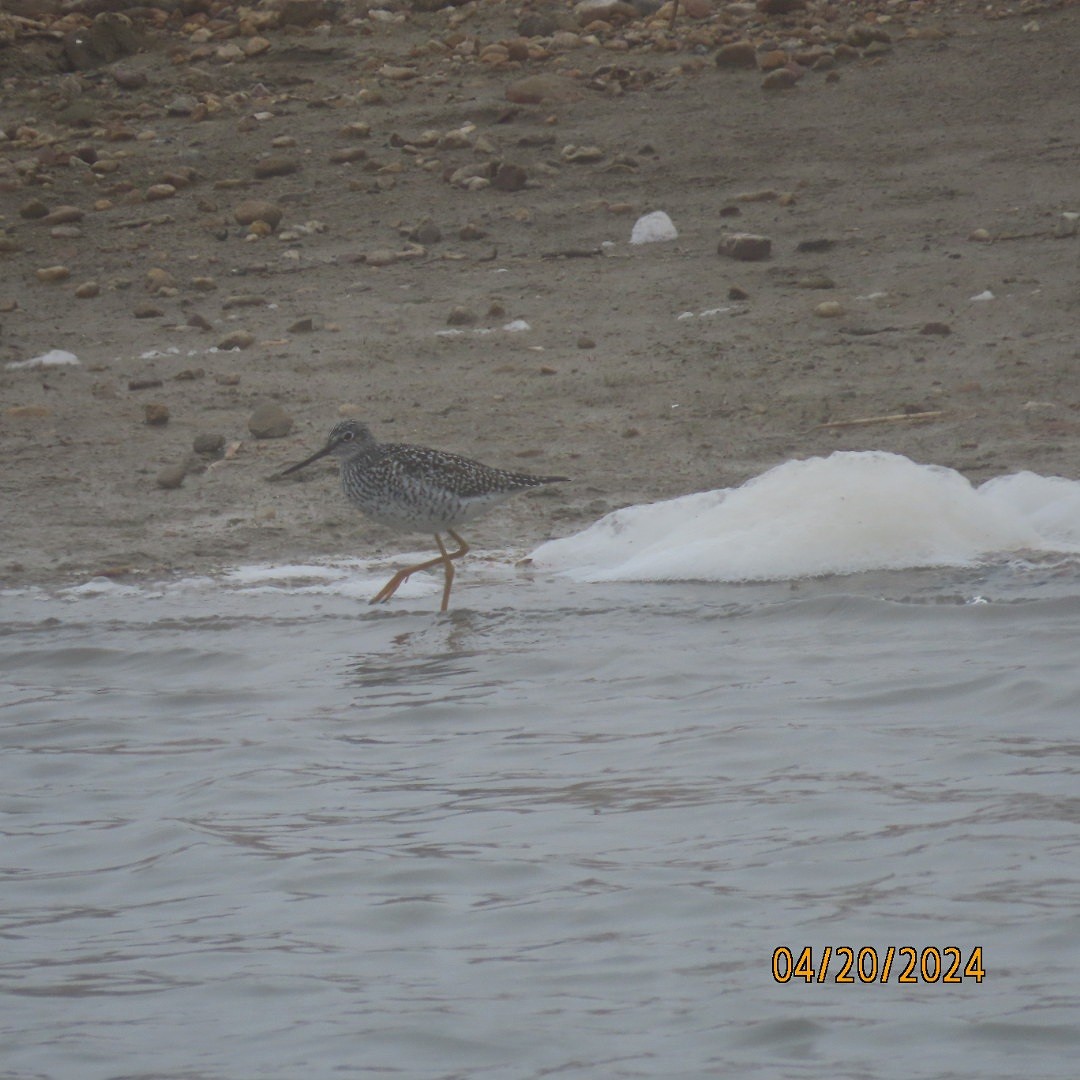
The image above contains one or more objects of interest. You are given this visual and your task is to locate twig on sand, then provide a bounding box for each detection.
[813,410,946,430]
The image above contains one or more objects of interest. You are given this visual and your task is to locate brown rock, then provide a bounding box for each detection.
[36,266,71,283]
[505,74,582,105]
[574,0,636,25]
[253,155,300,179]
[19,199,49,220]
[920,322,952,336]
[218,330,255,350]
[156,463,187,489]
[112,67,148,90]
[193,433,226,455]
[75,281,100,299]
[717,233,772,261]
[234,199,283,230]
[493,163,529,192]
[133,303,164,318]
[330,147,367,164]
[762,67,801,90]
[144,403,170,426]
[715,41,757,69]
[146,184,176,201]
[248,403,293,439]
[447,306,477,326]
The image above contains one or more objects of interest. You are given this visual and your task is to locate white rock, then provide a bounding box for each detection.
[6,349,80,370]
[630,210,678,245]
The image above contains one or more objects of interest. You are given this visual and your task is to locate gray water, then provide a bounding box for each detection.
[2,563,1079,1080]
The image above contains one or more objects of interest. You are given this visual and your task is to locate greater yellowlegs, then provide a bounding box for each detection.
[278,419,568,611]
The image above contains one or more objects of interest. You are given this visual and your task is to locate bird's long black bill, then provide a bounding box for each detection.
[277,444,332,477]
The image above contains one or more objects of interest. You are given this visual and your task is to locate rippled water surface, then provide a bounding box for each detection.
[2,563,1079,1079]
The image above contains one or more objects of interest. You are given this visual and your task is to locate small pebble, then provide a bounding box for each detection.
[74,280,100,299]
[144,403,170,426]
[577,335,596,349]
[814,301,845,318]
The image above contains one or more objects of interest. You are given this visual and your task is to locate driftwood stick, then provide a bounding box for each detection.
[814,410,946,430]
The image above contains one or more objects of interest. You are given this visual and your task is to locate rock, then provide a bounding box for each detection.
[447,306,477,326]
[505,74,582,105]
[493,163,529,192]
[728,285,750,300]
[222,295,270,310]
[518,10,560,36]
[717,232,771,261]
[234,199,283,230]
[19,199,49,220]
[188,312,213,331]
[561,145,605,164]
[63,13,139,71]
[409,221,442,245]
[133,303,164,318]
[191,277,217,292]
[797,273,835,290]
[143,403,170,426]
[128,377,163,391]
[288,316,317,333]
[166,95,198,116]
[215,43,245,64]
[920,321,952,336]
[847,24,892,48]
[146,268,175,293]
[814,301,844,318]
[218,330,255,350]
[193,433,226,455]
[75,281,100,299]
[758,0,805,11]
[146,184,176,201]
[715,41,758,69]
[630,210,678,244]
[577,334,596,349]
[248,403,293,439]
[762,67,801,90]
[1054,212,1079,238]
[36,265,71,283]
[253,155,300,179]
[156,463,187,489]
[459,222,488,240]
[40,205,85,226]
[968,228,992,242]
[330,147,367,164]
[112,67,147,90]
[574,0,637,25]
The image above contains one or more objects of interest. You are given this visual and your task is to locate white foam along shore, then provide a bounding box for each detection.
[530,451,1080,583]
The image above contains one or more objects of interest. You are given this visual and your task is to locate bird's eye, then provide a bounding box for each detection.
[341,430,354,442]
